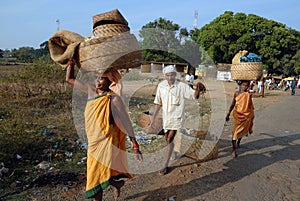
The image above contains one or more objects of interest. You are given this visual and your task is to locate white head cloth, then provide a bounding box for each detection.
[163,65,177,75]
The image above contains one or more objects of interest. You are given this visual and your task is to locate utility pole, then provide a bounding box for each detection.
[193,10,198,29]
[56,19,60,31]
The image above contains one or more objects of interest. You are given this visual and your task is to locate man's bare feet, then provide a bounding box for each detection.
[171,152,181,160]
[159,167,170,175]
[231,151,237,158]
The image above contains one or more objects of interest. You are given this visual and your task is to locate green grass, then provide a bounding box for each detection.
[0,62,86,199]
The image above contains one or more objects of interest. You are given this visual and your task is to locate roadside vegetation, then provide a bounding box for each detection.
[0,59,87,199]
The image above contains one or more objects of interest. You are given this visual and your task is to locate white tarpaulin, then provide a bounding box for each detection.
[217,71,232,81]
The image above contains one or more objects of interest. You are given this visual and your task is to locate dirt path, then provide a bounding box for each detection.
[14,80,299,201]
[110,82,300,201]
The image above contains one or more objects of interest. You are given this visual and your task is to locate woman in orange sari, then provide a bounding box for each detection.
[226,79,264,158]
[66,61,142,201]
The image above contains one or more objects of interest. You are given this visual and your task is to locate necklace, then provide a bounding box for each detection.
[96,88,104,95]
[96,88,110,96]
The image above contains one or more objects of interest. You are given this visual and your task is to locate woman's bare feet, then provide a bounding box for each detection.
[237,138,241,148]
[94,190,103,201]
[109,179,125,199]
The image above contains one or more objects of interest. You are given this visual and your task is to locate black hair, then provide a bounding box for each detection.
[103,77,112,87]
[240,80,250,86]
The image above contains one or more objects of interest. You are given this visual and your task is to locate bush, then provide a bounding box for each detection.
[0,59,86,197]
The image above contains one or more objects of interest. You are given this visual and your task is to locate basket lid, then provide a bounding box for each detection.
[93,9,128,29]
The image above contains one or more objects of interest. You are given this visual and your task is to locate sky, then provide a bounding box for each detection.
[0,0,299,50]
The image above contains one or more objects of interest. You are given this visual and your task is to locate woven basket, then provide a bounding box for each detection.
[77,33,142,71]
[139,111,163,134]
[184,130,219,162]
[231,62,263,81]
[184,140,218,162]
[93,24,130,38]
[185,130,208,140]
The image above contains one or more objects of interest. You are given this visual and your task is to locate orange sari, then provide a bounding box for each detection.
[232,92,254,140]
[84,92,131,199]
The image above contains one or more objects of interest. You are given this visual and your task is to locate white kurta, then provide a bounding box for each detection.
[154,80,195,130]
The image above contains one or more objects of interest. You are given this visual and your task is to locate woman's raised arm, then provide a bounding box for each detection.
[65,60,88,93]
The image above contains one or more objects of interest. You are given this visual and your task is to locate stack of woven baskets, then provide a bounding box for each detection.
[48,9,142,71]
[231,50,263,81]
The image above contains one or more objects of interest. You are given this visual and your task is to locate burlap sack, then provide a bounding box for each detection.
[48,30,84,70]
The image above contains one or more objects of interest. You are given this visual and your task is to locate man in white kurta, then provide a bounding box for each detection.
[154,79,195,130]
[150,65,203,175]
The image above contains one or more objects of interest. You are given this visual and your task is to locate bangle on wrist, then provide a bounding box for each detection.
[132,144,139,150]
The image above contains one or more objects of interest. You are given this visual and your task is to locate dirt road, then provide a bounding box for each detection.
[15,81,299,201]
[113,86,300,201]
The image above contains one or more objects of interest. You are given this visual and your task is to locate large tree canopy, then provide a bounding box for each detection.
[139,18,211,67]
[193,11,300,76]
[139,18,184,63]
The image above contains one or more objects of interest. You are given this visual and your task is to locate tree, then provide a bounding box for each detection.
[139,18,208,67]
[35,41,50,58]
[139,18,180,62]
[8,41,50,63]
[196,11,300,75]
[11,47,35,63]
[292,49,300,75]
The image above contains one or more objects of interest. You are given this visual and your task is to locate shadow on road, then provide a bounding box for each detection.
[126,133,300,200]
